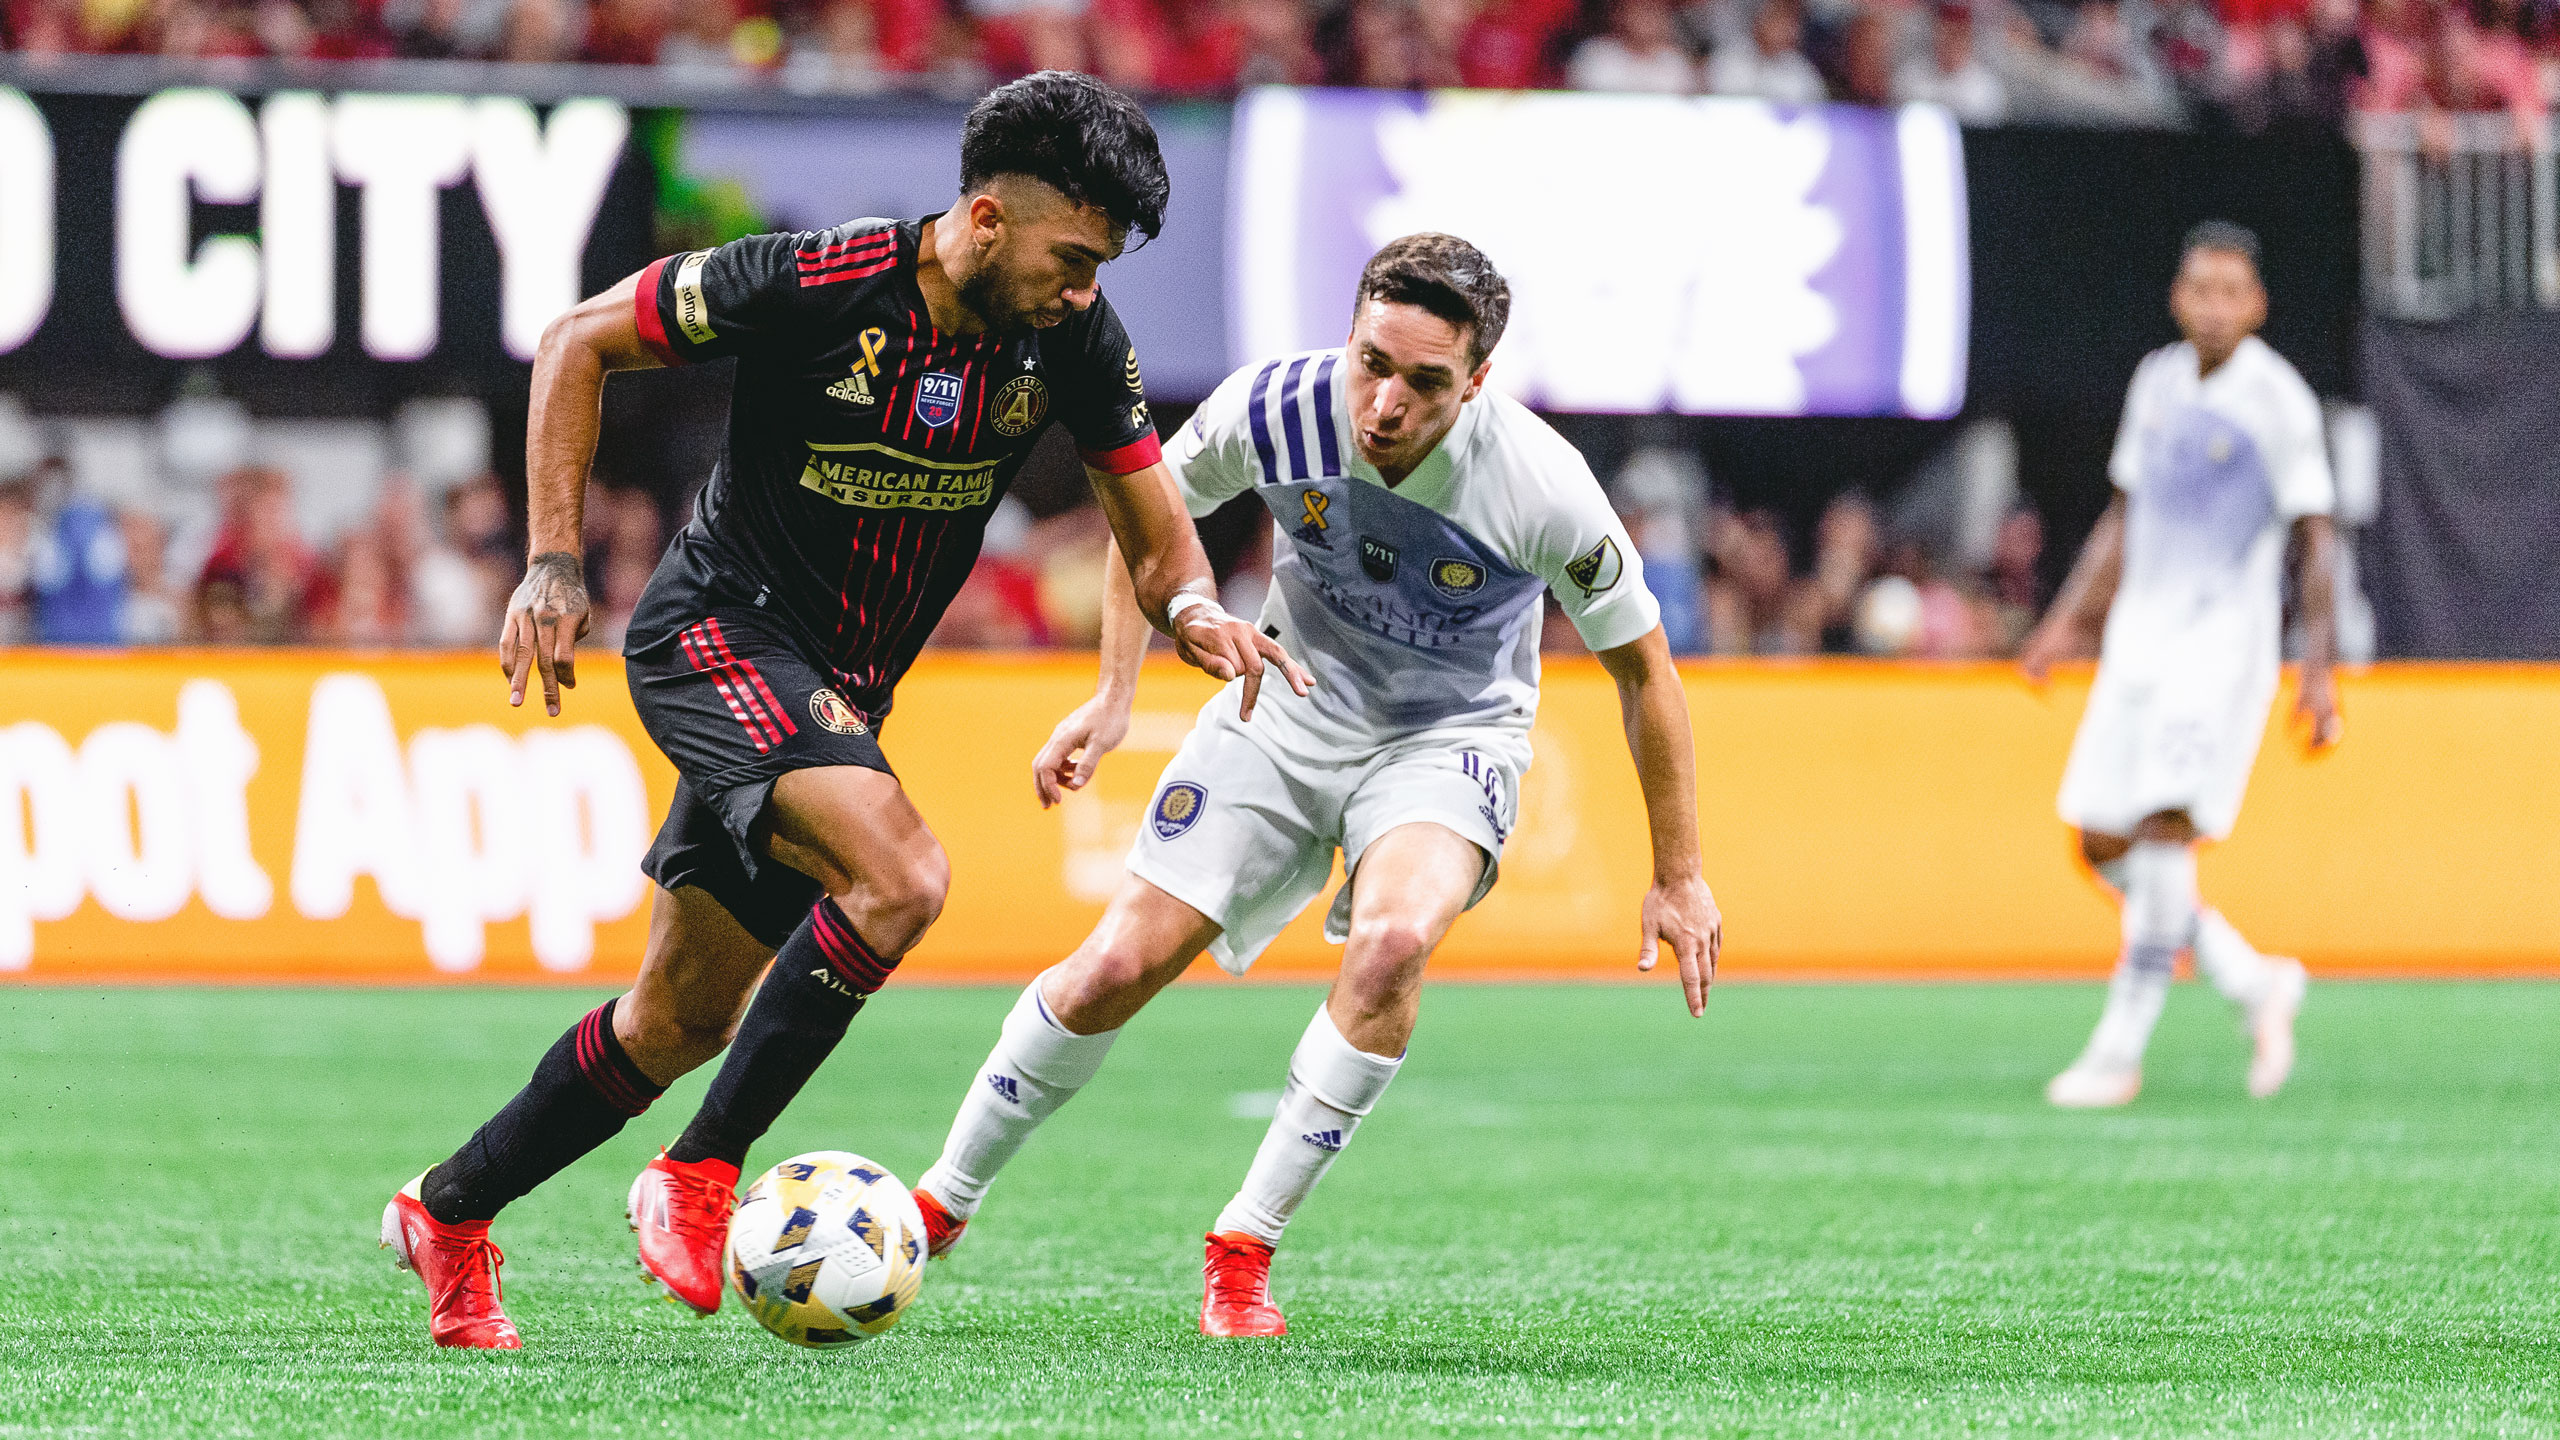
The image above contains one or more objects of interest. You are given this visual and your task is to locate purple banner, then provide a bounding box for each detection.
[1228,89,1969,418]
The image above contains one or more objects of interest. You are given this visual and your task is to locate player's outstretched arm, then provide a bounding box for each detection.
[1086,459,1308,720]
[502,270,666,716]
[1035,533,1153,808]
[2018,494,2128,683]
[1595,625,1722,1018]
[2290,514,2345,749]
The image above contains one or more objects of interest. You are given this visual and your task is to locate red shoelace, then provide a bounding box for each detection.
[429,1230,505,1313]
[1204,1237,1274,1309]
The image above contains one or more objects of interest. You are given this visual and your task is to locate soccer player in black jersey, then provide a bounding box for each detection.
[380,72,1305,1349]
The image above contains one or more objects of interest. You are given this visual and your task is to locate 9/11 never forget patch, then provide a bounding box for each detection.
[913,372,964,428]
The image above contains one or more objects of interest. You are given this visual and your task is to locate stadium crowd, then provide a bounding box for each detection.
[0,0,2547,132]
[0,416,2046,658]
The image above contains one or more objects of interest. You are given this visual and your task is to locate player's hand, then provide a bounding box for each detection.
[1033,696,1133,809]
[2293,662,2345,751]
[1637,873,1722,1018]
[499,551,591,717]
[1172,599,1311,722]
[2016,618,2081,685]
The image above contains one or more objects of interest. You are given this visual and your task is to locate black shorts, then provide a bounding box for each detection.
[628,609,893,948]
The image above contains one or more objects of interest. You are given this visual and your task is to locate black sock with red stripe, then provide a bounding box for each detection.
[666,899,898,1170]
[420,998,667,1225]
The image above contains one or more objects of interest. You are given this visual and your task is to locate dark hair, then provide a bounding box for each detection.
[1354,233,1512,367]
[2181,220,2262,272]
[960,71,1169,245]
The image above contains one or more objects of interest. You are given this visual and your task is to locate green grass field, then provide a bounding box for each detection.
[1,981,2553,1439]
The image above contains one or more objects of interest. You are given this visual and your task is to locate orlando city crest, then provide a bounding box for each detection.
[1429,558,1485,599]
[991,374,1048,437]
[1151,781,1206,840]
[1564,535,1623,596]
[913,372,964,429]
[1359,536,1399,582]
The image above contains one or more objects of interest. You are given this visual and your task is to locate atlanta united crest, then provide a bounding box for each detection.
[913,372,964,429]
[1151,781,1206,840]
[991,374,1048,437]
[809,688,868,735]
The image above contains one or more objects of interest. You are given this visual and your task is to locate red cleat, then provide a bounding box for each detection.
[914,1187,968,1259]
[1200,1231,1287,1338]
[380,1172,522,1349]
[628,1151,739,1316]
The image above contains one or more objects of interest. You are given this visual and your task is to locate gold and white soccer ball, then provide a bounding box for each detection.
[725,1150,927,1349]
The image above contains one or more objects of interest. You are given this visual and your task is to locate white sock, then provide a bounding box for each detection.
[1212,1005,1401,1245]
[2193,908,2276,1011]
[917,973,1118,1220]
[2079,840,2197,1072]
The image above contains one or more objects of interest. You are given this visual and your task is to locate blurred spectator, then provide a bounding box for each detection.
[318,525,409,646]
[933,496,1050,647]
[1895,1,2009,121]
[1609,447,1708,653]
[196,467,321,645]
[386,0,508,59]
[584,0,673,61]
[1992,0,2180,125]
[501,0,582,60]
[1705,507,1796,655]
[1411,0,1476,86]
[117,510,183,646]
[1707,0,1829,103]
[1569,0,1704,91]
[582,484,665,648]
[1334,0,1427,86]
[2232,7,2361,133]
[785,0,898,92]
[1837,5,1898,105]
[408,477,509,646]
[2155,0,2235,118]
[1857,540,1985,658]
[1230,0,1326,85]
[1980,503,2044,654]
[1783,491,1878,653]
[0,477,34,645]
[31,471,128,646]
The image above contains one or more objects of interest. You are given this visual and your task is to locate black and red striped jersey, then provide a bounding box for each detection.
[622,215,1161,724]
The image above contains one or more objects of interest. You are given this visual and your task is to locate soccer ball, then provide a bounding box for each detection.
[724,1150,928,1349]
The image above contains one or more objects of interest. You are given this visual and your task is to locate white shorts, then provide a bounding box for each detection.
[2056,661,2275,842]
[1126,701,1522,975]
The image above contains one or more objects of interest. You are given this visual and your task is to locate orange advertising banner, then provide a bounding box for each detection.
[1,650,2553,983]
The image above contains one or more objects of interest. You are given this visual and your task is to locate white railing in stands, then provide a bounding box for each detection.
[2357,112,2559,319]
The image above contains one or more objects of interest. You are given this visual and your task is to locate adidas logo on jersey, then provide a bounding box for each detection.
[1300,1129,1344,1152]
[827,369,877,406]
[986,1073,1021,1104]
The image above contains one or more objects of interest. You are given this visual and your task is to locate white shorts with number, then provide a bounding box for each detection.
[1126,699,1522,976]
[2056,658,2276,843]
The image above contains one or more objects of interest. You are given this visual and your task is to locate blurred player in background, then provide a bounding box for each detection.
[378,72,1299,1349]
[2020,221,2341,1110]
[909,234,1723,1336]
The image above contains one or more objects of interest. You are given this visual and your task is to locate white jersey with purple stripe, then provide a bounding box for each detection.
[2102,335,2334,691]
[1165,348,1660,757]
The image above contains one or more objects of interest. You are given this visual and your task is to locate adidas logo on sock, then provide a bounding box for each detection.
[1300,1129,1344,1151]
[986,1073,1020,1104]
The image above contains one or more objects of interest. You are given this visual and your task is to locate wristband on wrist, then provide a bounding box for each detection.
[1165,589,1225,628]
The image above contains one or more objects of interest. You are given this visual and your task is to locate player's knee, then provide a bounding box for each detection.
[2080,830,2131,868]
[826,843,948,957]
[619,994,736,1075]
[1345,913,1439,974]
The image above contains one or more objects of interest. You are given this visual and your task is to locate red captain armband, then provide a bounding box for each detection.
[1077,431,1162,476]
[631,255,681,366]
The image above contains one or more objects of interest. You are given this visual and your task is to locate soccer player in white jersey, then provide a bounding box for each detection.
[2020,222,2343,1110]
[907,233,1724,1335]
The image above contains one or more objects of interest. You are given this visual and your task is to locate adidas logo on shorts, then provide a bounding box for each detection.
[1300,1129,1344,1152]
[986,1073,1021,1104]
